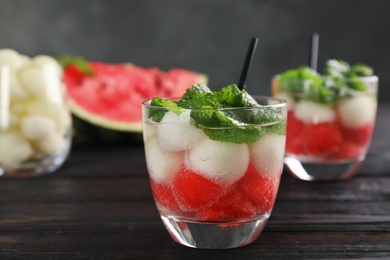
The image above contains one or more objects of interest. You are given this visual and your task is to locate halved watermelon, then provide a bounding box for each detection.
[60,57,207,143]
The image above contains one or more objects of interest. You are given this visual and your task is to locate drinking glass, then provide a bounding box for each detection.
[0,50,72,177]
[142,97,286,248]
[272,76,378,181]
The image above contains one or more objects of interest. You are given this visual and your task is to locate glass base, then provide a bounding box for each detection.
[284,156,364,181]
[160,215,269,249]
[0,150,70,178]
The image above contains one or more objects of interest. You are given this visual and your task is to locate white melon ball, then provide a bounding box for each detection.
[17,63,63,104]
[338,96,377,128]
[250,132,286,178]
[35,133,68,156]
[19,55,31,66]
[185,138,249,185]
[24,99,66,132]
[32,55,63,78]
[0,49,25,71]
[275,92,295,111]
[294,100,336,124]
[20,115,55,140]
[18,64,53,99]
[11,101,27,115]
[0,132,33,165]
[157,111,204,152]
[145,136,184,184]
[10,74,31,100]
[143,121,157,142]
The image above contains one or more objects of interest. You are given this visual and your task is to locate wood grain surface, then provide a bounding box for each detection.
[1,104,390,259]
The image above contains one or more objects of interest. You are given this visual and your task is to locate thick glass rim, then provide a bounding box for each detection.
[142,96,287,111]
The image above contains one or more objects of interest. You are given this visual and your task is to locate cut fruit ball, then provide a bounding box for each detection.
[338,96,377,128]
[24,99,69,134]
[302,122,343,157]
[18,65,50,98]
[236,164,279,214]
[249,132,286,178]
[20,115,56,141]
[0,49,26,71]
[150,179,182,214]
[286,111,305,154]
[0,132,33,165]
[35,133,68,156]
[10,74,31,100]
[197,187,257,221]
[32,55,63,78]
[342,123,374,146]
[184,138,249,185]
[333,140,365,160]
[157,111,203,152]
[145,136,183,185]
[173,167,226,212]
[20,115,55,140]
[294,100,336,124]
[143,122,157,142]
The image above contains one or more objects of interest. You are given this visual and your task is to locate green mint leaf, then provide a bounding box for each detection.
[149,97,184,122]
[177,93,221,109]
[345,73,367,91]
[279,67,323,94]
[350,64,373,77]
[215,84,242,106]
[191,109,264,143]
[324,59,350,78]
[148,83,284,144]
[204,125,265,144]
[182,84,212,100]
[56,55,94,76]
[267,121,286,136]
[277,60,373,105]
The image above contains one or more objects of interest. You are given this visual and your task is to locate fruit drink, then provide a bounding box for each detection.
[273,60,378,180]
[142,84,286,248]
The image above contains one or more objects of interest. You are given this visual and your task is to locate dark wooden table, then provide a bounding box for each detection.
[1,104,390,259]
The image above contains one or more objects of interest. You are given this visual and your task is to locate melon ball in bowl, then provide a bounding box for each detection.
[0,49,72,178]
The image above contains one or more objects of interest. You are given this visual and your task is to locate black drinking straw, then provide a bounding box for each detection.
[238,37,259,90]
[309,33,319,71]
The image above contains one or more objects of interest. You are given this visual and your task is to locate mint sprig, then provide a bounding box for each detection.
[148,84,284,143]
[279,59,373,104]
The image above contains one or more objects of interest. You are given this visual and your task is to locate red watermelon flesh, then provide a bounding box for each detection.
[63,61,207,132]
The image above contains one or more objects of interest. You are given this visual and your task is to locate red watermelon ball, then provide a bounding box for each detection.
[286,111,305,155]
[236,164,280,214]
[302,122,343,157]
[333,140,365,160]
[196,187,257,221]
[150,179,183,214]
[173,167,227,212]
[341,123,374,146]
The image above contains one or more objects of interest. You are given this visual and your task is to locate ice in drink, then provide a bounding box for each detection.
[142,84,287,248]
[273,60,378,180]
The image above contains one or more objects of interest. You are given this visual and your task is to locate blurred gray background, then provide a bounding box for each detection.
[0,0,389,102]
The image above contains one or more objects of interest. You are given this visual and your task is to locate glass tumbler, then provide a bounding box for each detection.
[272,76,378,181]
[142,97,286,249]
[0,49,72,177]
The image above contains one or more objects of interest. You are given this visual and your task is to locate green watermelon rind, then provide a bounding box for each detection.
[69,99,143,132]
